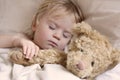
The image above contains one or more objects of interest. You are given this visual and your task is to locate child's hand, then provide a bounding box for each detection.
[21,39,39,59]
[13,34,39,59]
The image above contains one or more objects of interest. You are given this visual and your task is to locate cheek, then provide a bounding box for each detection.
[34,28,54,43]
[59,39,70,49]
[35,30,49,40]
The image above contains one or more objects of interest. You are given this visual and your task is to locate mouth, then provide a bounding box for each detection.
[48,40,58,48]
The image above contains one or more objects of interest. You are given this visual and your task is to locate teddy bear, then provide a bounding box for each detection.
[66,22,120,80]
[9,22,120,80]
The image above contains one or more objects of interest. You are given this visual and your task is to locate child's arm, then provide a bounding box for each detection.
[0,33,39,59]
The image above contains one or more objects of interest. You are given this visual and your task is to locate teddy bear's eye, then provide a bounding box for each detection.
[91,61,94,67]
[80,49,84,52]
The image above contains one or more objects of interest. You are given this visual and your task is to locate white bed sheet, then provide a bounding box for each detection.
[0,48,81,80]
[1,48,120,80]
[96,63,120,80]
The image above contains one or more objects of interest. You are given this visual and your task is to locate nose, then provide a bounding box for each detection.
[53,31,61,40]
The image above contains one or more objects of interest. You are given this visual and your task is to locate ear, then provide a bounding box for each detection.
[31,19,36,31]
[31,15,39,31]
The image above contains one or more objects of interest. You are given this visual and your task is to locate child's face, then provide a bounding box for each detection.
[32,9,75,50]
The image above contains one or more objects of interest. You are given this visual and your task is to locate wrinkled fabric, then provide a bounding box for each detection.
[0,0,120,48]
[96,63,120,80]
[78,0,120,49]
[0,0,42,34]
[0,48,82,80]
[0,0,120,80]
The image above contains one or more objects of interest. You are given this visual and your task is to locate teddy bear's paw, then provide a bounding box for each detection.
[9,48,30,65]
[34,49,67,66]
[9,48,67,66]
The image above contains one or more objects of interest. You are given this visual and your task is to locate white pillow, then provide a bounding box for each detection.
[78,0,120,49]
[1,0,120,48]
[0,0,42,34]
[96,63,120,80]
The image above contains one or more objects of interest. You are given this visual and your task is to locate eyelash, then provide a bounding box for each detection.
[63,32,72,38]
[49,24,72,38]
[49,25,56,30]
[63,34,68,38]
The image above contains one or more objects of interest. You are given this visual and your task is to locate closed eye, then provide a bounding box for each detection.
[63,32,72,38]
[49,25,56,30]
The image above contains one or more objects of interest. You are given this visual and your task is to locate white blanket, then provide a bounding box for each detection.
[0,48,81,80]
[1,48,120,80]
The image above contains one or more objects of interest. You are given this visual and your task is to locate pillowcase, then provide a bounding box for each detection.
[0,0,42,34]
[0,0,120,49]
[96,63,120,80]
[78,0,120,49]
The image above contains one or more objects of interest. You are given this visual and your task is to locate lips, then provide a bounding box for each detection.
[48,40,58,47]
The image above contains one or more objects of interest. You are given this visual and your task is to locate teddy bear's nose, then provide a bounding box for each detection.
[76,61,85,70]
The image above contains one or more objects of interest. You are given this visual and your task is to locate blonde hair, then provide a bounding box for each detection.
[33,0,84,24]
[28,0,84,39]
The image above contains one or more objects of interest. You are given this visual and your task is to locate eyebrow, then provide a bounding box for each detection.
[48,19,72,34]
[49,19,60,28]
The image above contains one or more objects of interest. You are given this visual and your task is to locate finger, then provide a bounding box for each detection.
[23,45,27,55]
[29,47,36,59]
[26,46,31,59]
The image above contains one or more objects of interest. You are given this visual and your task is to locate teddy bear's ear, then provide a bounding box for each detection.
[72,22,92,35]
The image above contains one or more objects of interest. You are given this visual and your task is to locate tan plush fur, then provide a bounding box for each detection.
[67,22,120,80]
[9,48,67,66]
[9,22,120,80]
